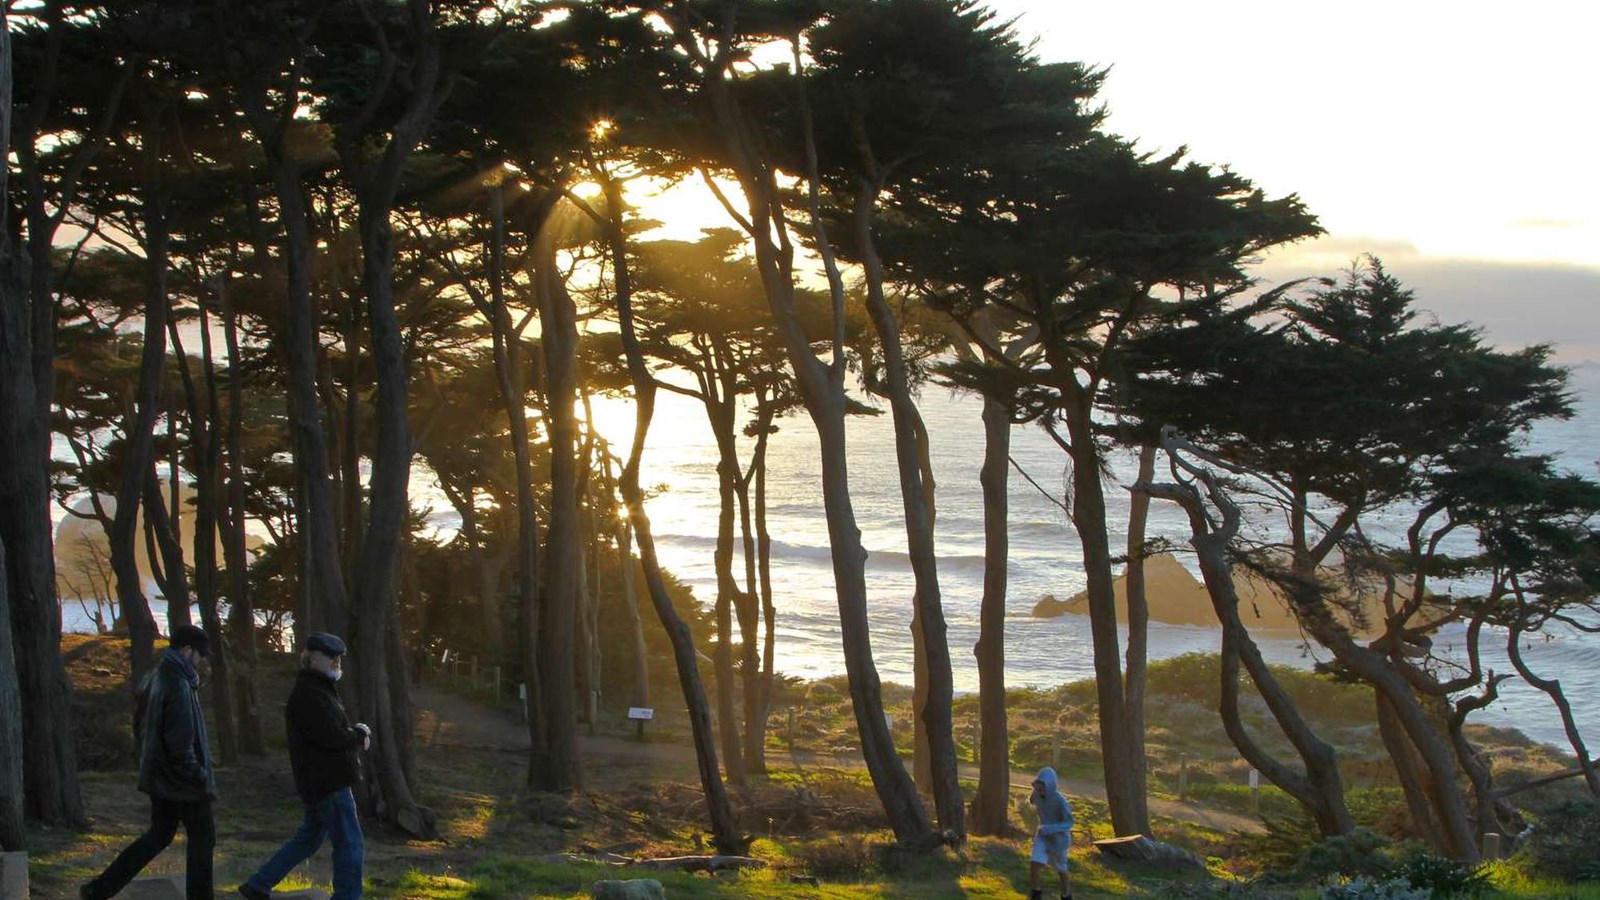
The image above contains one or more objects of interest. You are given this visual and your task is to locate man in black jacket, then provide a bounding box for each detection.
[81,624,217,900]
[238,632,370,900]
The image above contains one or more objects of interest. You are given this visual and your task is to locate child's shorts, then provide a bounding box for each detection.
[1031,834,1070,872]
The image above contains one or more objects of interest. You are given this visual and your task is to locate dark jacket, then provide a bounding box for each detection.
[136,649,217,803]
[285,667,363,805]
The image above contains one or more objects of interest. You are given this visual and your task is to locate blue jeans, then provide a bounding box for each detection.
[245,786,364,899]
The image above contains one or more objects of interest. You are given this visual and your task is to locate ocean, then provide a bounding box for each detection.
[57,360,1599,750]
[588,361,1600,749]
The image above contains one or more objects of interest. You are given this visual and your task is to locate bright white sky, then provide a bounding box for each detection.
[636,2,1600,360]
[968,1,1600,361]
[985,0,1599,267]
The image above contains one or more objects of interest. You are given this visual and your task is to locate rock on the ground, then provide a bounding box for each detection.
[591,879,667,900]
[1,851,28,900]
[1093,834,1206,869]
[114,877,184,899]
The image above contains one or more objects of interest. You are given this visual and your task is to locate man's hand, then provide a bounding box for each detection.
[355,722,372,752]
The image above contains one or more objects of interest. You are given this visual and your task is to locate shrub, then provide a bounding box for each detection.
[1292,828,1398,882]
[792,834,874,880]
[1515,798,1600,883]
[1384,849,1488,898]
[1318,875,1434,899]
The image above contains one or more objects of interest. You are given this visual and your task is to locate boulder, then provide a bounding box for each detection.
[591,879,667,900]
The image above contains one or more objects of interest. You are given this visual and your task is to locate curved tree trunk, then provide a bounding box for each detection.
[695,55,934,841]
[854,185,963,841]
[170,303,239,763]
[1143,446,1354,835]
[111,106,173,688]
[601,178,739,849]
[1507,619,1600,796]
[969,395,1012,835]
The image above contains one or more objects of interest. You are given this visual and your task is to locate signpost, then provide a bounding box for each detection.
[628,706,654,741]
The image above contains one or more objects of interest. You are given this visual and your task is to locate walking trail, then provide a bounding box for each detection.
[412,684,1265,835]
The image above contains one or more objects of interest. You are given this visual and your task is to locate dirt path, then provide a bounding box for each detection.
[412,685,1264,835]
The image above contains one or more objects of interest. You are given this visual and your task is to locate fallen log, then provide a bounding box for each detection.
[535,852,767,873]
[632,855,768,873]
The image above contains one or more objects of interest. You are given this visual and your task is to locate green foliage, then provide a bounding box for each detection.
[1516,799,1600,883]
[792,833,876,880]
[1318,875,1435,899]
[1384,849,1489,898]
[1288,827,1398,882]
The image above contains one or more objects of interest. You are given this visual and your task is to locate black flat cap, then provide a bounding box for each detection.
[307,632,348,656]
[170,623,210,657]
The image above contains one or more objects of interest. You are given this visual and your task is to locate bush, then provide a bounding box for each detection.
[1383,849,1488,898]
[1318,875,1434,899]
[1515,798,1600,883]
[793,834,874,880]
[1292,828,1398,882]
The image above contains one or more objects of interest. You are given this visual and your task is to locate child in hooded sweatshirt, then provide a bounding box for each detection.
[1029,766,1073,900]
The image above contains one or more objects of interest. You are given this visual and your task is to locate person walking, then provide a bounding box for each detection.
[80,624,218,900]
[1027,766,1074,900]
[238,632,370,900]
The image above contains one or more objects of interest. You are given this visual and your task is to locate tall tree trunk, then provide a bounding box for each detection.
[969,395,1011,835]
[1122,445,1154,821]
[602,178,740,852]
[346,196,430,835]
[111,104,173,688]
[530,220,581,793]
[751,400,777,772]
[601,452,649,711]
[695,55,934,841]
[709,385,745,785]
[735,408,768,776]
[170,304,239,763]
[0,536,25,850]
[267,154,347,637]
[219,285,263,754]
[477,186,543,754]
[2,1,122,827]
[1056,384,1146,835]
[0,21,25,849]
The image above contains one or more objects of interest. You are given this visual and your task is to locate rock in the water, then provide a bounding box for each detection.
[1093,834,1206,869]
[591,879,667,900]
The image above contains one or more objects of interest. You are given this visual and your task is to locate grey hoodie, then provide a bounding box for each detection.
[1031,767,1074,854]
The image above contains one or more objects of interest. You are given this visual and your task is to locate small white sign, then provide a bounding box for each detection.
[628,707,655,721]
[1248,769,1260,789]
[518,683,526,701]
